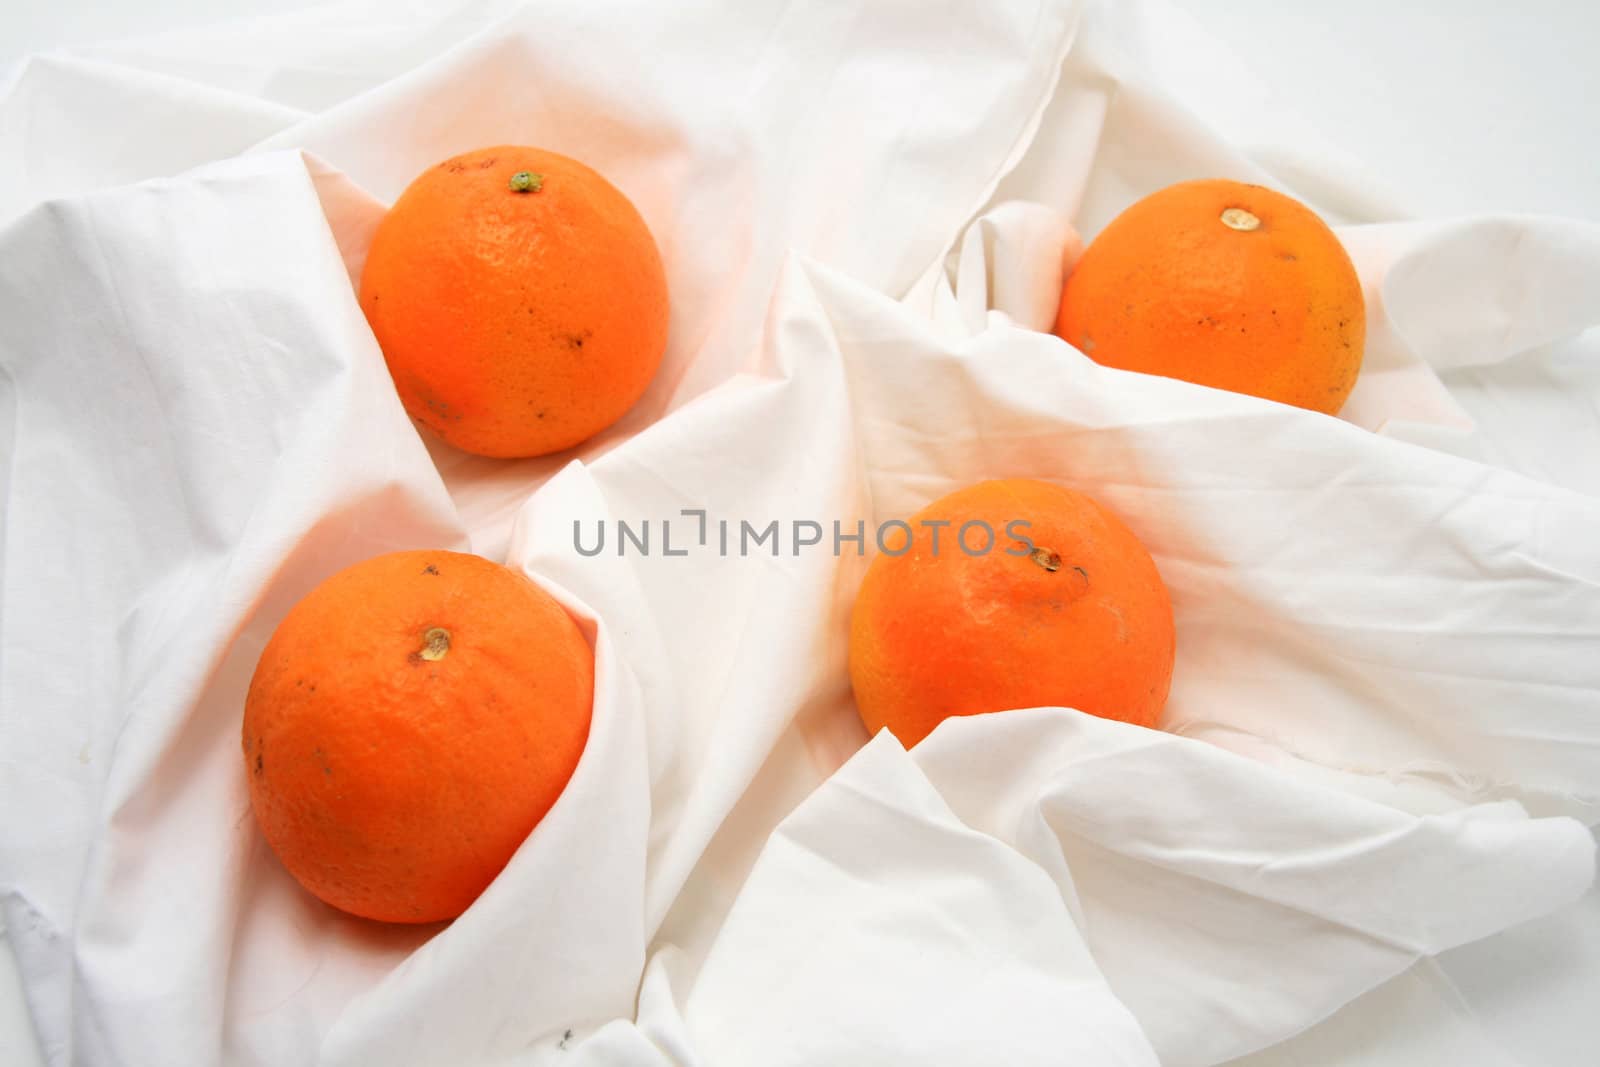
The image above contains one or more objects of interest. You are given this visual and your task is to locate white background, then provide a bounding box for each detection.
[2,1,1597,1064]
[6,0,1597,223]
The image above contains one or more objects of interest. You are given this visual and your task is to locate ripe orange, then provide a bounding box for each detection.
[1054,179,1364,415]
[848,479,1174,748]
[242,550,593,923]
[359,145,670,458]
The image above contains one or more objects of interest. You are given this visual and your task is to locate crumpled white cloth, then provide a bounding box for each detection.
[2,1,1598,1065]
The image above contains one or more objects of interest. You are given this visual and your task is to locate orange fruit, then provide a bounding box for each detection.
[242,550,593,923]
[848,479,1174,748]
[359,145,670,457]
[1054,178,1364,415]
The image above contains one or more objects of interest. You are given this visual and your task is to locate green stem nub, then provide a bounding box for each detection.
[509,171,544,193]
[420,627,451,661]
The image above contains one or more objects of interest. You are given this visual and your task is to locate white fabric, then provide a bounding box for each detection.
[2,1,1598,1065]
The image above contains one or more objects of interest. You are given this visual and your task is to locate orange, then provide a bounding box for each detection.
[242,550,593,923]
[1054,178,1364,415]
[359,145,670,457]
[848,479,1174,748]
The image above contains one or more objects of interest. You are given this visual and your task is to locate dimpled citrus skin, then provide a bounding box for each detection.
[359,145,670,457]
[848,479,1175,749]
[242,550,593,923]
[1055,179,1365,415]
